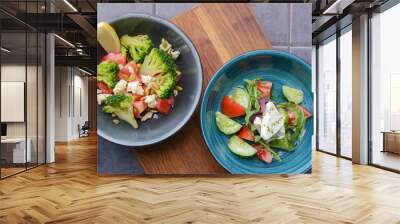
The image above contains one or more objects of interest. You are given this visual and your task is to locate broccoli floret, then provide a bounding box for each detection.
[139,48,175,77]
[97,61,118,89]
[151,71,176,98]
[120,34,153,63]
[102,95,138,128]
[120,45,128,57]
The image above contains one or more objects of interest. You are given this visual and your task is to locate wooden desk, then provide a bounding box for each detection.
[381,131,400,154]
[1,138,31,163]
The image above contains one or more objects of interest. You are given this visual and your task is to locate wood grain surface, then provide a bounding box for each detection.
[1,135,400,223]
[134,3,272,174]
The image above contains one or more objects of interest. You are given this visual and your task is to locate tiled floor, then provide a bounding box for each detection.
[97,3,312,64]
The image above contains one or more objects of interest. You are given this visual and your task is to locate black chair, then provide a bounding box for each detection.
[78,121,90,138]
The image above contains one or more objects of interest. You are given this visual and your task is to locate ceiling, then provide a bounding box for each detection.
[310,0,391,43]
[0,0,97,14]
[0,0,99,72]
[1,0,396,70]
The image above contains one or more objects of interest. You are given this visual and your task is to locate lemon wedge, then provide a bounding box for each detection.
[97,22,120,53]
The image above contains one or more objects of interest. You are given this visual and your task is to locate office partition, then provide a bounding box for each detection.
[0,0,47,179]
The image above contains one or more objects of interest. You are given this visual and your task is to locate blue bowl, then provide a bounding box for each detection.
[97,14,202,146]
[200,50,313,174]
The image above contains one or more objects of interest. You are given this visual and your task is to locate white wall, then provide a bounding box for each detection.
[1,65,33,138]
[55,67,69,141]
[54,67,89,141]
[1,63,46,164]
[71,73,89,138]
[1,65,26,141]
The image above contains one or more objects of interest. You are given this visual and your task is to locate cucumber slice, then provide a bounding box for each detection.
[215,112,242,135]
[229,87,250,110]
[282,85,303,104]
[227,135,257,157]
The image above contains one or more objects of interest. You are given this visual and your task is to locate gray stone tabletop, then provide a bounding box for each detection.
[98,3,311,64]
[97,3,312,174]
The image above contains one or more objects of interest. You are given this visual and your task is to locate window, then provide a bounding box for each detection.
[316,26,353,159]
[339,28,352,158]
[390,74,400,130]
[370,3,400,171]
[317,36,337,154]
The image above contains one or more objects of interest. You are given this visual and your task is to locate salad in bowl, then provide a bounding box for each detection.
[215,79,311,163]
[200,50,312,174]
[97,30,182,128]
[96,14,202,147]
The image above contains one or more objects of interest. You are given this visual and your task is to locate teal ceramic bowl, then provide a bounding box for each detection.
[200,50,313,174]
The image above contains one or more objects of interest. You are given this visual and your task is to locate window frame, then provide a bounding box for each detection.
[315,24,353,161]
[367,1,400,173]
[0,1,47,180]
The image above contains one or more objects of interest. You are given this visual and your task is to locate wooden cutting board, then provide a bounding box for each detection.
[134,3,272,174]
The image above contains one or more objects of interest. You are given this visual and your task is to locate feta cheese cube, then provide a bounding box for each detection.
[254,102,284,141]
[141,75,153,85]
[113,79,127,95]
[275,126,286,139]
[144,94,157,108]
[127,81,144,95]
[253,116,262,133]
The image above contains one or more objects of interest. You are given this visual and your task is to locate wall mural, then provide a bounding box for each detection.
[96,3,313,174]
